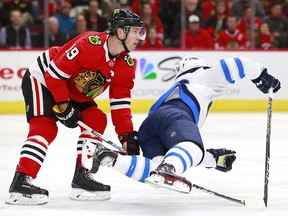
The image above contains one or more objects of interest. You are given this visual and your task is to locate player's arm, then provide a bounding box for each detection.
[210,57,281,94]
[109,67,139,155]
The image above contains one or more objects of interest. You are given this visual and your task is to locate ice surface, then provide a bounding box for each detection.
[0,113,287,216]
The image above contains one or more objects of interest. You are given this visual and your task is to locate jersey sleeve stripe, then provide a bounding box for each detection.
[37,56,45,74]
[47,62,70,80]
[42,51,48,67]
[234,58,245,78]
[110,98,131,110]
[220,59,235,84]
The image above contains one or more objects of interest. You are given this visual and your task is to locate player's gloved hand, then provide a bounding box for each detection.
[206,148,236,172]
[52,101,83,128]
[252,68,281,94]
[118,131,139,155]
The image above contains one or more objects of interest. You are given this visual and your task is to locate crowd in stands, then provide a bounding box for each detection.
[0,0,288,49]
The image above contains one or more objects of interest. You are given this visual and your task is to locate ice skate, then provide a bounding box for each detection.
[90,142,118,173]
[5,172,49,205]
[145,162,192,194]
[69,166,111,201]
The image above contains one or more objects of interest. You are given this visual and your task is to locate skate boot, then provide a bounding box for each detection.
[90,142,118,173]
[69,165,111,201]
[5,172,49,205]
[145,162,192,194]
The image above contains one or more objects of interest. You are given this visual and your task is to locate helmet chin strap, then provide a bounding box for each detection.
[116,27,130,53]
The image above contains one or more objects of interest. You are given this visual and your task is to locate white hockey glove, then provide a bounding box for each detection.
[206,148,236,172]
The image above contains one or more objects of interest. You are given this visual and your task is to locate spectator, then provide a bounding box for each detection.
[237,6,262,46]
[158,0,181,47]
[70,14,88,39]
[0,9,32,48]
[231,0,265,19]
[70,0,89,17]
[140,2,164,40]
[56,2,76,40]
[35,16,67,47]
[171,0,206,47]
[215,15,249,49]
[201,0,218,23]
[119,0,133,11]
[206,0,229,40]
[263,3,288,48]
[2,0,34,26]
[132,0,160,18]
[179,14,214,49]
[83,0,108,32]
[140,25,164,48]
[256,22,274,49]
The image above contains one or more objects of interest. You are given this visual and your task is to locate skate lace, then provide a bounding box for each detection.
[86,172,105,185]
[24,176,41,189]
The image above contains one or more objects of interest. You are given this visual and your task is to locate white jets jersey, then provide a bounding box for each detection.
[150,57,264,128]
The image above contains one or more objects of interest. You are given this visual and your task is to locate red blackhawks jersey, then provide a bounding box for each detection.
[215,29,249,49]
[28,31,136,135]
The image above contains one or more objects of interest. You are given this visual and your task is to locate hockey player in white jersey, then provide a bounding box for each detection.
[88,56,281,193]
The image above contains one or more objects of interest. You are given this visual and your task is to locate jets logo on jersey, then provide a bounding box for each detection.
[88,35,102,46]
[74,70,106,98]
[140,58,157,79]
[123,55,134,67]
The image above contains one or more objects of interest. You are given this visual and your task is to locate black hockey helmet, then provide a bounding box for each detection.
[109,9,144,35]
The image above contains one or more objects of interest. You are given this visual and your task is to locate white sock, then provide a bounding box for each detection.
[163,142,203,175]
[113,154,157,182]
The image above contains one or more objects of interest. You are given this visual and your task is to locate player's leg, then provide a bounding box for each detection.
[69,102,110,201]
[145,101,204,193]
[89,142,158,182]
[6,70,58,205]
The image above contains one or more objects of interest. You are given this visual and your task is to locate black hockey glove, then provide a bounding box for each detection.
[252,68,281,94]
[206,148,236,172]
[118,131,140,155]
[52,101,83,128]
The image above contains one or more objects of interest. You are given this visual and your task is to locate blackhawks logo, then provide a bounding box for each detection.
[74,70,106,98]
[88,35,102,46]
[123,55,134,67]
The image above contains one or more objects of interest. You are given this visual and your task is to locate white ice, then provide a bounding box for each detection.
[0,113,287,216]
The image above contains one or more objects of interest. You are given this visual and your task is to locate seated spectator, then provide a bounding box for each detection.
[179,15,214,49]
[70,14,88,39]
[170,0,206,47]
[0,9,32,48]
[140,2,164,40]
[238,6,262,46]
[35,16,67,47]
[201,0,218,23]
[56,2,76,40]
[231,0,265,19]
[158,0,181,47]
[2,0,34,26]
[70,0,89,18]
[263,3,288,48]
[215,15,249,49]
[256,22,274,49]
[206,0,229,40]
[140,26,164,49]
[83,0,108,32]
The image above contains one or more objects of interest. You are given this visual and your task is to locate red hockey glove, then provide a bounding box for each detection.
[118,131,140,155]
[52,101,83,128]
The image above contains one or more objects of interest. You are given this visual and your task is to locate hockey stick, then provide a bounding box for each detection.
[77,121,127,153]
[192,184,265,209]
[263,88,273,207]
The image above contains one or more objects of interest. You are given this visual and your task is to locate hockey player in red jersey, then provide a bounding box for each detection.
[6,9,146,205]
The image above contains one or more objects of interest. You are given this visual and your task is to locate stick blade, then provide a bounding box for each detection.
[244,198,266,209]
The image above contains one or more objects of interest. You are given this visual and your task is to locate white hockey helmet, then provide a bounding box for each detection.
[175,56,209,74]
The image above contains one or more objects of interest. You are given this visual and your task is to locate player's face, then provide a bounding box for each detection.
[126,26,146,51]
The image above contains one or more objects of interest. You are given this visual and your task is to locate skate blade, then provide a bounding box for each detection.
[69,188,111,201]
[5,192,48,205]
[145,175,191,194]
